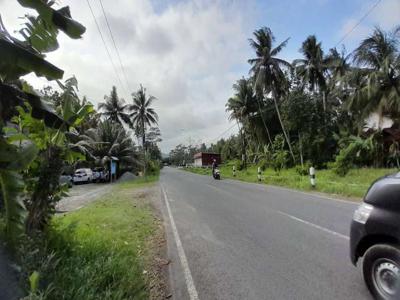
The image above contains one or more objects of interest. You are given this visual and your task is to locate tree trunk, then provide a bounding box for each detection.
[236,121,247,169]
[256,98,273,145]
[142,119,146,176]
[272,90,296,163]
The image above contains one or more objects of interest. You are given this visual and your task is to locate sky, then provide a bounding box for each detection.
[1,0,399,152]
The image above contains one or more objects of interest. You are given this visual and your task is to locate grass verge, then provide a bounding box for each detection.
[22,176,161,299]
[185,164,397,199]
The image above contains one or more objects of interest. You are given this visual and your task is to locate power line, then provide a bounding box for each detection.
[98,0,132,92]
[85,0,127,95]
[209,123,237,144]
[334,0,381,47]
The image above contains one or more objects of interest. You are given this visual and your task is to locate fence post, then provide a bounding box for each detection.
[257,167,262,182]
[309,166,316,188]
[232,165,236,177]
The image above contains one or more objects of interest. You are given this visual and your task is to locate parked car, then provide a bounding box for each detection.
[59,173,73,188]
[92,167,109,183]
[350,173,400,300]
[73,168,93,184]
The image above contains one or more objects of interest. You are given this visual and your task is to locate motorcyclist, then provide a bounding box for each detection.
[212,159,218,176]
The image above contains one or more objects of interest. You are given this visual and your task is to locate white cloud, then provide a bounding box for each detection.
[1,0,254,152]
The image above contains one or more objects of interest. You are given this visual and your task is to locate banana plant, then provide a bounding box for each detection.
[0,1,85,240]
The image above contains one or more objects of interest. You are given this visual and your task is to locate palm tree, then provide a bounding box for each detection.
[351,27,400,126]
[98,86,131,126]
[248,27,295,162]
[130,85,158,174]
[130,85,159,149]
[82,120,139,165]
[294,35,327,93]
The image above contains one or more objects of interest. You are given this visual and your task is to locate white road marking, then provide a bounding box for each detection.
[276,210,350,240]
[161,185,200,300]
[217,177,359,205]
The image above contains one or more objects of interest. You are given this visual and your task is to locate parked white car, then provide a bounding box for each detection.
[73,168,93,184]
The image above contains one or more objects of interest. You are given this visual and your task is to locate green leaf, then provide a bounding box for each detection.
[20,14,59,53]
[29,271,40,292]
[0,39,64,81]
[17,1,86,39]
[0,169,27,245]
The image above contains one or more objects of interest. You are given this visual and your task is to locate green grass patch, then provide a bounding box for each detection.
[24,179,158,300]
[185,164,397,199]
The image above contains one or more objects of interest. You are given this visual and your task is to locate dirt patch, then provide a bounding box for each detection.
[123,183,171,299]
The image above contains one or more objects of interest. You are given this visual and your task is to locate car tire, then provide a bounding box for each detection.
[363,244,400,300]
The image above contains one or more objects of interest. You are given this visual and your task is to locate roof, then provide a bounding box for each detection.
[194,152,221,158]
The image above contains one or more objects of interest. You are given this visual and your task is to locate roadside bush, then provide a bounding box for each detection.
[295,161,312,176]
[234,159,245,171]
[258,158,269,171]
[146,160,160,175]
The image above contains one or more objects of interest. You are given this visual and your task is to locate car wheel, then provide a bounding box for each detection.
[363,244,400,300]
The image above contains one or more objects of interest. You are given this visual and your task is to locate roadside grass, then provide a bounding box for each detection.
[185,164,397,199]
[23,177,159,300]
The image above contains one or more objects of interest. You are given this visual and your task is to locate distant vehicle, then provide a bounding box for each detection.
[59,174,73,188]
[350,173,400,300]
[92,167,109,183]
[213,168,221,180]
[73,168,93,184]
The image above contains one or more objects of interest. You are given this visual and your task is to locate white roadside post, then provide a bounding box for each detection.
[232,165,236,177]
[309,166,316,188]
[257,167,262,182]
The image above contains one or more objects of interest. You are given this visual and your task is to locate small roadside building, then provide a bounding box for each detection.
[194,152,221,167]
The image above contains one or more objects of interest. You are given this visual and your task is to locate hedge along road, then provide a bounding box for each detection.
[160,167,372,300]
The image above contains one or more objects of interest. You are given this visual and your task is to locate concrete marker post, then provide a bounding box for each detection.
[232,165,236,177]
[257,167,262,182]
[309,166,316,188]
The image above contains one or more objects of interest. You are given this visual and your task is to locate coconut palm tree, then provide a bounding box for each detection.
[294,35,327,92]
[248,27,295,162]
[130,85,159,149]
[98,86,131,126]
[82,120,138,165]
[351,27,400,125]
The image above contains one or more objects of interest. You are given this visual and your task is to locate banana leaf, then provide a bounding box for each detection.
[17,1,86,39]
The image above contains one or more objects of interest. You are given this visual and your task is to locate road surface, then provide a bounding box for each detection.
[160,167,372,300]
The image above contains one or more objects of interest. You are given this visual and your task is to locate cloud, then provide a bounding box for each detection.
[1,0,254,152]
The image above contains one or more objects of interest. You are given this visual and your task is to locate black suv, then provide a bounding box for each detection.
[350,174,400,299]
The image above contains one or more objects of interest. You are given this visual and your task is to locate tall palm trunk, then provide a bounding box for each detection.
[235,120,246,168]
[142,118,146,175]
[255,97,273,145]
[272,89,296,163]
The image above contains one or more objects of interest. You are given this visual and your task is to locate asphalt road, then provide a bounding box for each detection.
[160,167,372,300]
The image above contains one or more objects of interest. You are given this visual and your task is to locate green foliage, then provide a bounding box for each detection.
[185,163,396,199]
[295,161,312,176]
[18,181,156,299]
[271,135,289,174]
[333,134,382,176]
[0,139,38,244]
[221,25,399,173]
[145,160,160,175]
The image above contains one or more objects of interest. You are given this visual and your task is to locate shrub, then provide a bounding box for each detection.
[234,159,245,171]
[146,160,160,175]
[295,161,312,176]
[258,158,269,171]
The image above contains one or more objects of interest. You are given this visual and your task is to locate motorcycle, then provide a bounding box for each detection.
[213,168,221,180]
